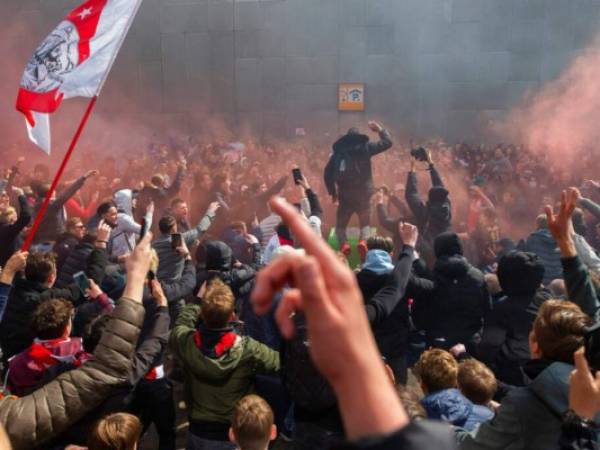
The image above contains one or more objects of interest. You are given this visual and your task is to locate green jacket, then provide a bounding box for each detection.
[170,303,280,424]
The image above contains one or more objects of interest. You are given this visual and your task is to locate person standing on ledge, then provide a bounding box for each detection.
[324,121,393,261]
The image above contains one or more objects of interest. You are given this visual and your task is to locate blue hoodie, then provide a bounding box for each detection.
[422,388,493,432]
[362,249,394,275]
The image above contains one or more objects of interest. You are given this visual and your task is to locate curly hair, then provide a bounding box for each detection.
[31,298,73,340]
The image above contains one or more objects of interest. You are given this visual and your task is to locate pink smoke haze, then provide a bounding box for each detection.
[500,34,600,170]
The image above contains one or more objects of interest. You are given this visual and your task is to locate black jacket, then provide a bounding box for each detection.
[53,233,80,272]
[476,250,551,386]
[55,241,96,288]
[0,195,32,266]
[0,248,107,360]
[476,288,551,386]
[409,255,490,349]
[408,233,489,350]
[405,165,452,242]
[324,129,392,200]
[196,241,256,302]
[357,246,415,358]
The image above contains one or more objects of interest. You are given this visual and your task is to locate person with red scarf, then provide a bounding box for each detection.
[7,281,113,397]
[170,278,279,450]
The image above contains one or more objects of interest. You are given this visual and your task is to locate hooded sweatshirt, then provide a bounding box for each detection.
[409,232,490,348]
[476,251,551,386]
[109,189,153,258]
[362,250,395,274]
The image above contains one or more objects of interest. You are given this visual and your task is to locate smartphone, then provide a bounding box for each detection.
[585,322,600,372]
[292,167,303,185]
[73,271,90,294]
[171,233,183,250]
[140,217,149,239]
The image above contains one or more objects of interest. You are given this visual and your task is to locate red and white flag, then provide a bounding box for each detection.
[16,0,142,153]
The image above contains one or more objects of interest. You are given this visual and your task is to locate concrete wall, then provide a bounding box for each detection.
[2,0,600,145]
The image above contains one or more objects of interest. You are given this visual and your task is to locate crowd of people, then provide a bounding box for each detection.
[0,121,600,450]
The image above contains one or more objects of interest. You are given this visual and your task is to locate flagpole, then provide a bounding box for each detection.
[21,96,98,252]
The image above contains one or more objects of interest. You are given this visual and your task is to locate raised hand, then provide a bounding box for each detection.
[96,220,111,248]
[252,197,408,440]
[85,279,103,299]
[368,121,383,133]
[84,170,99,180]
[0,251,28,285]
[545,187,579,244]
[569,348,600,420]
[398,222,418,248]
[207,201,221,215]
[124,232,154,303]
[175,238,191,260]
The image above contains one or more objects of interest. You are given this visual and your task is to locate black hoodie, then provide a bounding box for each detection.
[475,250,552,386]
[408,232,490,349]
[324,128,392,200]
[196,240,256,303]
[405,165,452,243]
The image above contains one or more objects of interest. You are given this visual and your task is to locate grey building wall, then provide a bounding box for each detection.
[2,0,600,146]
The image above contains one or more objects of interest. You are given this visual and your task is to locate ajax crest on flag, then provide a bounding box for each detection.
[22,21,80,94]
[16,0,142,154]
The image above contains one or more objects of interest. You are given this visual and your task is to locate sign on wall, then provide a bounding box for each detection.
[338,83,365,111]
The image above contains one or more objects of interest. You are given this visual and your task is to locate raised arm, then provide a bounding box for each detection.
[374,191,400,234]
[365,223,418,326]
[0,233,153,450]
[166,162,186,197]
[298,176,323,219]
[0,252,27,322]
[547,188,600,322]
[579,196,600,221]
[183,201,219,244]
[54,170,97,209]
[366,121,393,157]
[128,280,170,384]
[405,165,427,228]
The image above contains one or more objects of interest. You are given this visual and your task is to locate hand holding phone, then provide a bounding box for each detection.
[292,167,303,185]
[139,218,150,240]
[73,271,91,295]
[171,233,183,250]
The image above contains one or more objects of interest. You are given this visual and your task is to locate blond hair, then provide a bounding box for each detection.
[201,278,235,328]
[231,395,274,450]
[88,413,141,450]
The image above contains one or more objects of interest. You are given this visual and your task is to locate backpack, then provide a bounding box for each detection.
[282,314,337,413]
[336,148,364,185]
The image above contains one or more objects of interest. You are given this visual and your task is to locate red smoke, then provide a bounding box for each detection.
[498,34,600,171]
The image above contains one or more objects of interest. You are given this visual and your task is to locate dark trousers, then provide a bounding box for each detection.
[335,198,371,245]
[130,378,176,450]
